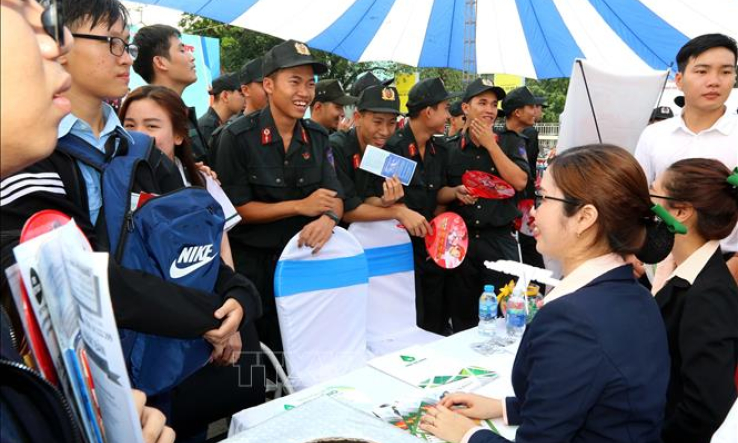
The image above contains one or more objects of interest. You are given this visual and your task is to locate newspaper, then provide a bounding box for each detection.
[359,145,417,185]
[13,220,143,443]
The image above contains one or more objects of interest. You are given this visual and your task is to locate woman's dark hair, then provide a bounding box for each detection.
[119,85,203,187]
[547,144,652,256]
[662,158,738,240]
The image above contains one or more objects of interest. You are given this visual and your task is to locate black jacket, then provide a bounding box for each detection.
[0,145,261,339]
[1,305,82,443]
[655,247,738,443]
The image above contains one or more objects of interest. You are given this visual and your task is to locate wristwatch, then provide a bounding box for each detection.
[323,210,340,224]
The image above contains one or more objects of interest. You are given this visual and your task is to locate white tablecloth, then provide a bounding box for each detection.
[227,324,520,441]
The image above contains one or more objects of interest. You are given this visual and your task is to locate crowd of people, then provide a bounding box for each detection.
[1,0,736,442]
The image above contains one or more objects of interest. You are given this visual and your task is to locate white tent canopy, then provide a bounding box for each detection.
[130,0,738,78]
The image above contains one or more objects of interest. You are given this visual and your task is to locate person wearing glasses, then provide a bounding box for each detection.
[649,158,738,443]
[420,145,670,443]
[132,24,210,163]
[0,1,175,442]
[1,0,255,438]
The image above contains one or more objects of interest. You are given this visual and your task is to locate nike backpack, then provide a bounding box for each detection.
[56,132,224,396]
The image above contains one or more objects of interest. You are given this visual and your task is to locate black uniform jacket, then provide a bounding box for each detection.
[445,128,530,230]
[214,106,344,250]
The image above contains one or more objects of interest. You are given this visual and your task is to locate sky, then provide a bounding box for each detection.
[122,1,184,29]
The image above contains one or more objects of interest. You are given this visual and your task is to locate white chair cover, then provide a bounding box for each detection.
[274,227,369,391]
[348,220,441,356]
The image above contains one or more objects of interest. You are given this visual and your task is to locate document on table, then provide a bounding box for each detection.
[368,346,497,391]
[223,396,421,443]
[359,145,417,185]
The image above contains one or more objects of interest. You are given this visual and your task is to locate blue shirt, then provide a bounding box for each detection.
[57,103,132,224]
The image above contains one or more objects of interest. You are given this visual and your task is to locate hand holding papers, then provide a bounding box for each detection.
[359,145,417,186]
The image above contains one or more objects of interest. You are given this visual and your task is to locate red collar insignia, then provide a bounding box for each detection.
[261,127,272,145]
[301,126,309,144]
[408,143,417,157]
[352,153,361,169]
[460,135,467,151]
[302,151,311,160]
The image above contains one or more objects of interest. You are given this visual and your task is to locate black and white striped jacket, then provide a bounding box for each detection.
[1,147,262,338]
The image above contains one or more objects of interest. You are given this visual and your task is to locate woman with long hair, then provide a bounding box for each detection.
[420,145,670,443]
[119,85,236,267]
[119,85,264,441]
[650,158,738,443]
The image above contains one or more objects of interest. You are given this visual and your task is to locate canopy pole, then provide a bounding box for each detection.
[578,60,602,144]
[654,63,673,108]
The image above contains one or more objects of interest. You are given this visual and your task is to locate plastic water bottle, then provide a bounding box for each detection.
[478,285,497,338]
[506,286,527,338]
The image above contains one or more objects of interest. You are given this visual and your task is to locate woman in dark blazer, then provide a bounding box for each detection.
[650,159,738,443]
[420,145,670,443]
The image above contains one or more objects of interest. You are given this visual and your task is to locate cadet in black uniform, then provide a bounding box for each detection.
[207,58,266,165]
[368,78,460,335]
[447,100,466,137]
[440,79,530,331]
[198,73,244,143]
[512,88,546,270]
[310,79,357,133]
[349,71,394,97]
[214,40,344,352]
[331,85,430,235]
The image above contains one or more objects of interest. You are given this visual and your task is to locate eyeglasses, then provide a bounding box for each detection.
[39,0,65,47]
[534,190,580,209]
[71,33,139,59]
[649,193,681,202]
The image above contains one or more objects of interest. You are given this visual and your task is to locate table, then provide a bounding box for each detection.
[227,324,520,441]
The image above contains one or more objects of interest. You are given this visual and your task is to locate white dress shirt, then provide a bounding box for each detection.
[635,109,738,253]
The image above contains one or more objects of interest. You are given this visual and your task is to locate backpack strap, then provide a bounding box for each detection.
[124,131,155,161]
[56,134,109,171]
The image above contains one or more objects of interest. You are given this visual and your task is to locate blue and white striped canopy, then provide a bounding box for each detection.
[133,0,738,78]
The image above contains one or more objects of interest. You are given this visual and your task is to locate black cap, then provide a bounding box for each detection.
[406,78,460,112]
[501,86,538,116]
[350,72,394,97]
[314,79,358,106]
[650,106,674,121]
[534,96,548,107]
[462,78,506,103]
[262,40,327,77]
[357,85,401,115]
[210,73,241,95]
[239,57,263,85]
[449,101,464,117]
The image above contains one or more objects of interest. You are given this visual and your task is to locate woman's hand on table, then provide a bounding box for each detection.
[420,404,478,443]
[438,393,503,419]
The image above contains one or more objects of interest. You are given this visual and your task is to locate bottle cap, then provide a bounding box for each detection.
[484,284,495,293]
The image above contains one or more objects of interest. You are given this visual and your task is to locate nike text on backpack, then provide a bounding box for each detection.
[56,132,225,396]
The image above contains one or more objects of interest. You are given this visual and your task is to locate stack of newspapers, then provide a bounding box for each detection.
[7,217,143,443]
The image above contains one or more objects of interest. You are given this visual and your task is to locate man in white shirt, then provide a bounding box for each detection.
[635,33,738,281]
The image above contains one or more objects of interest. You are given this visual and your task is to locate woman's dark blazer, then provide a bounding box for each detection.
[470,265,670,443]
[656,248,738,443]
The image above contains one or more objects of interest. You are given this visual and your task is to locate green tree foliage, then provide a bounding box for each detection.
[526,78,569,123]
